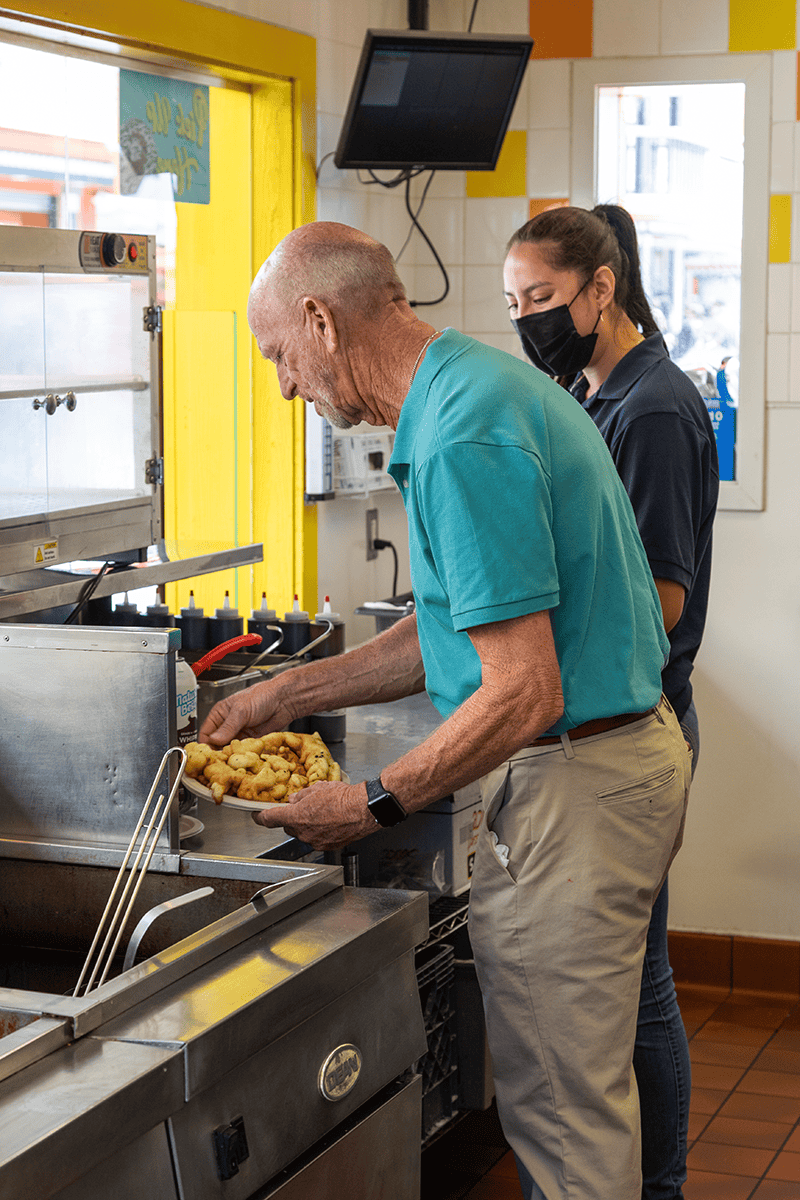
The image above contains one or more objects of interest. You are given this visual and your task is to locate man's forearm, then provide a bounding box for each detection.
[278,613,426,718]
[380,671,561,814]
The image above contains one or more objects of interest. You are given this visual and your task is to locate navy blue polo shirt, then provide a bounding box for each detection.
[572,334,719,720]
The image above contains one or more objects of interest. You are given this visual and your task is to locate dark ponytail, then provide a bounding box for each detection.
[507,204,660,338]
[592,205,660,337]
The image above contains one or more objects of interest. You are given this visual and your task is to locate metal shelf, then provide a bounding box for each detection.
[419,894,469,951]
[0,542,263,620]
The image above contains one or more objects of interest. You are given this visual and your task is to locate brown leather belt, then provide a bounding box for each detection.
[531,708,654,747]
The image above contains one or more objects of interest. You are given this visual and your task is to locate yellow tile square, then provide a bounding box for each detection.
[769,194,792,264]
[729,0,795,52]
[466,130,527,199]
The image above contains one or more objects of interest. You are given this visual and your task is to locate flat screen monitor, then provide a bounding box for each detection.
[334,29,533,171]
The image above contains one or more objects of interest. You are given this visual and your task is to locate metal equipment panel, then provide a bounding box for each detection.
[167,950,426,1197]
[0,1037,184,1199]
[261,1075,422,1200]
[51,1122,178,1200]
[0,625,177,851]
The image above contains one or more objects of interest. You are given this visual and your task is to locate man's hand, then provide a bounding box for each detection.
[252,780,377,850]
[199,679,295,746]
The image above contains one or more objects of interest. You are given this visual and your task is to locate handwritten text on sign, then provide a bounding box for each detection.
[120,70,210,204]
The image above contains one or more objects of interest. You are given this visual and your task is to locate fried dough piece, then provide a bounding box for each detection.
[184,742,228,779]
[227,751,263,772]
[237,756,291,802]
[228,737,266,756]
[203,761,246,803]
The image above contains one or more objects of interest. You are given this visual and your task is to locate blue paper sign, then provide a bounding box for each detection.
[705,370,736,482]
[119,69,209,204]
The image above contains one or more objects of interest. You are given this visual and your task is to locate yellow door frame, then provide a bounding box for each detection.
[2,1,318,613]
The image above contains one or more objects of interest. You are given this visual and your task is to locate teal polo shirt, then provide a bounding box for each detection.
[388,329,668,733]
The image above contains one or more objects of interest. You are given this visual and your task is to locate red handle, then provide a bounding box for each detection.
[191,633,262,677]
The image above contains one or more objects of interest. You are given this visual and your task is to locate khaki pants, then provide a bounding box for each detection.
[468,697,691,1200]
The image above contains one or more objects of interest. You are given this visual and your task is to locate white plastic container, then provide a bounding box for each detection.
[175,655,198,747]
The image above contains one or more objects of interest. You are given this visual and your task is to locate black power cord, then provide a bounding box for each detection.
[64,561,113,624]
[403,172,450,307]
[373,538,399,600]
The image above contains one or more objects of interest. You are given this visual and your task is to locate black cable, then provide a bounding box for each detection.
[361,167,425,188]
[404,173,449,306]
[468,0,480,32]
[315,150,336,180]
[64,561,112,624]
[374,539,399,600]
[396,169,436,263]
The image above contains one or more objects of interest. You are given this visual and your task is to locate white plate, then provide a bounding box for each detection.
[182,771,348,811]
[179,814,205,839]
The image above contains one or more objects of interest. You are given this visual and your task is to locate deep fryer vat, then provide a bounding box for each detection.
[0,855,323,1012]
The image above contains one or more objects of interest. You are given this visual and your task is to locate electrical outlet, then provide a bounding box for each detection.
[366,508,379,561]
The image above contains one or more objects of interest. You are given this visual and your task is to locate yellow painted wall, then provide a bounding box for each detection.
[163,85,253,615]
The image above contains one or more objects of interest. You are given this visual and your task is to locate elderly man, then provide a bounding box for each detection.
[200,222,691,1200]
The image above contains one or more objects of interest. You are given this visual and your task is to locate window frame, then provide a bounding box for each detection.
[572,53,771,512]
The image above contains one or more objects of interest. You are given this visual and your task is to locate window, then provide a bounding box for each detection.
[572,55,770,511]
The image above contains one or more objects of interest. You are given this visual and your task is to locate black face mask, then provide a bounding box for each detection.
[511,280,601,377]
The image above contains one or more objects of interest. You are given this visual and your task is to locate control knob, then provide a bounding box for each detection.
[101,233,127,267]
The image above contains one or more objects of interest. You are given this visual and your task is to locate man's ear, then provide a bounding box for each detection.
[301,296,338,351]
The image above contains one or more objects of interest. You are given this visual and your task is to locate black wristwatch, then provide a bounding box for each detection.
[366,777,408,827]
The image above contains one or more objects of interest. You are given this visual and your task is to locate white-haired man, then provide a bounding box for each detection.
[201,221,691,1200]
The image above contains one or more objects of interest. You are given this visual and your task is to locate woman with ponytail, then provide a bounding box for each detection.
[503,204,719,1200]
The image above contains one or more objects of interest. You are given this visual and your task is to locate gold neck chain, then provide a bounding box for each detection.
[407,331,440,390]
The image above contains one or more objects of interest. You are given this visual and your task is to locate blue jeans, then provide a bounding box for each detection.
[635,699,698,1199]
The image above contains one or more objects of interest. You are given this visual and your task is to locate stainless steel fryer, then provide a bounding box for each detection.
[0,623,428,1199]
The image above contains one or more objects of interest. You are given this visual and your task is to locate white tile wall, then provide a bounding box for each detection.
[771,122,795,194]
[413,171,466,200]
[791,193,800,263]
[768,262,792,334]
[367,0,414,27]
[594,0,660,58]
[464,264,509,333]
[474,330,524,356]
[772,51,797,125]
[792,265,800,333]
[793,126,800,195]
[659,0,728,55]
[281,0,318,35]
[789,334,800,405]
[509,74,530,132]
[317,38,361,116]
[468,0,529,36]
[526,129,570,197]
[430,0,469,32]
[412,264,464,332]
[316,185,370,230]
[464,196,528,265]
[527,60,571,131]
[318,0,369,42]
[766,331,791,403]
[367,191,417,257]
[412,195,465,266]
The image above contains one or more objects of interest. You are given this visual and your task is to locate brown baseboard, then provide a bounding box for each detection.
[669,931,800,997]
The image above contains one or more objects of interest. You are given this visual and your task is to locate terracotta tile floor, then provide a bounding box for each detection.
[420,984,800,1199]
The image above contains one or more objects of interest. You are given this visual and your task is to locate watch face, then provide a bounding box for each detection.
[367,784,407,827]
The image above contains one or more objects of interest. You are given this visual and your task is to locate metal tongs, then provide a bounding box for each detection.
[73,746,187,997]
